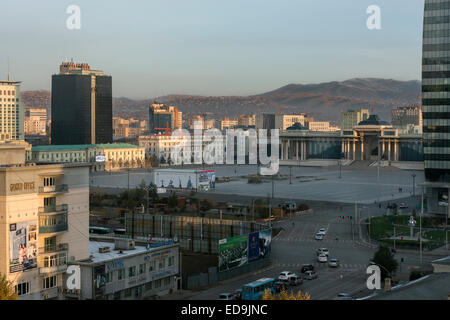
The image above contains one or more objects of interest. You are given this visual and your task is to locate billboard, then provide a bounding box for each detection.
[198,170,215,191]
[218,234,249,272]
[95,155,106,162]
[153,169,215,191]
[218,229,272,272]
[9,222,38,273]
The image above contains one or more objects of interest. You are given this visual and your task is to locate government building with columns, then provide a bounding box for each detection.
[279,115,423,163]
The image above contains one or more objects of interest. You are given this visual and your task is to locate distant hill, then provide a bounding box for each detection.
[21,78,421,123]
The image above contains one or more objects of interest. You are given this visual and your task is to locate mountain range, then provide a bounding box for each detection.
[21,78,421,124]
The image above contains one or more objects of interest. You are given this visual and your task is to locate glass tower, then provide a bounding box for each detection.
[422,0,450,182]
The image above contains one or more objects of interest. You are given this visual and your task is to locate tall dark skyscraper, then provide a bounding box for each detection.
[422,0,450,183]
[51,62,112,145]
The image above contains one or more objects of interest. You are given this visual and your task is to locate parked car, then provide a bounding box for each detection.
[278,271,296,281]
[318,253,328,263]
[304,270,318,280]
[315,233,324,240]
[273,280,288,293]
[318,228,327,235]
[287,275,303,286]
[301,264,314,273]
[336,293,354,300]
[399,203,408,209]
[219,293,236,300]
[232,289,242,300]
[328,258,340,268]
[316,248,329,256]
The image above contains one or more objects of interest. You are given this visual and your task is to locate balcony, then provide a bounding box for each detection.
[39,243,69,254]
[39,209,68,234]
[38,253,68,275]
[39,204,68,215]
[38,184,68,194]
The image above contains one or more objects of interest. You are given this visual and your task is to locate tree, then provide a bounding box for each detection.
[168,191,178,208]
[262,288,310,300]
[0,273,18,300]
[372,245,398,280]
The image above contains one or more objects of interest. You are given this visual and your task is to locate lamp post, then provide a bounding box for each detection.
[289,166,292,185]
[412,174,416,197]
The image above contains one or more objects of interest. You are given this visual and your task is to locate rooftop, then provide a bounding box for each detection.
[357,115,390,126]
[32,143,141,152]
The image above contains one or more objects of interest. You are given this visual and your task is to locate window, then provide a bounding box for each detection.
[118,268,125,280]
[168,256,174,267]
[150,261,156,272]
[128,266,136,278]
[113,291,121,300]
[139,263,146,275]
[105,272,113,283]
[15,282,30,296]
[154,279,161,288]
[158,259,165,270]
[145,282,152,291]
[43,276,57,289]
[43,177,56,187]
[164,277,171,287]
[124,288,132,297]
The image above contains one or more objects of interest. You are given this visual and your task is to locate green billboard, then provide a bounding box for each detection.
[218,234,249,272]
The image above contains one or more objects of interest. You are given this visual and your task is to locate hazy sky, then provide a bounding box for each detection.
[0,0,424,99]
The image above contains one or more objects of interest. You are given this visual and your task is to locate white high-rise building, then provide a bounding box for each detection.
[0,80,24,141]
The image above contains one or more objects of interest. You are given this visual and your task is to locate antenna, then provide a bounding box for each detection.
[7,57,10,81]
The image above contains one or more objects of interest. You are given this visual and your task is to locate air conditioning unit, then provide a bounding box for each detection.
[99,247,111,253]
[114,239,135,251]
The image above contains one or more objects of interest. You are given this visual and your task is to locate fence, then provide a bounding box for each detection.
[183,258,271,290]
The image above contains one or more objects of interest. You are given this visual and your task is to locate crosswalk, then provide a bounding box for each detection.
[274,262,367,270]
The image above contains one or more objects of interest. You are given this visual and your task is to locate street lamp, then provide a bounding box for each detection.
[412,174,416,197]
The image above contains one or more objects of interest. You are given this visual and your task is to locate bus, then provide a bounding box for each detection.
[89,226,111,235]
[241,278,276,300]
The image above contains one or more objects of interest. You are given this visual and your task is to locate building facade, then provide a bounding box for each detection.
[149,103,182,134]
[341,109,370,130]
[30,144,145,172]
[25,108,47,136]
[0,80,24,141]
[51,62,112,145]
[70,239,180,300]
[0,144,90,300]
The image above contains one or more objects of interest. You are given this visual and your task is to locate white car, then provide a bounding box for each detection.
[219,293,236,300]
[318,228,327,235]
[278,271,296,281]
[315,233,324,240]
[316,248,329,256]
[328,258,339,268]
[318,253,328,263]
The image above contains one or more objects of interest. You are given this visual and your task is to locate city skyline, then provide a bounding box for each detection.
[0,0,424,99]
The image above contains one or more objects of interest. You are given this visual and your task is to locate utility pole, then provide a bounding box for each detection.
[412,174,416,197]
[289,166,292,185]
[420,185,424,264]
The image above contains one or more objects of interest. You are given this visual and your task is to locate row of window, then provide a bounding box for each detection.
[0,90,17,96]
[113,276,172,300]
[108,257,175,282]
[425,1,450,11]
[15,276,58,296]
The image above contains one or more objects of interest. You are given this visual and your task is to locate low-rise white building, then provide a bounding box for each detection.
[69,238,180,300]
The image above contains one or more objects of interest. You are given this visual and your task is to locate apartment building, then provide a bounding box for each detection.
[0,80,24,141]
[24,108,47,136]
[0,144,90,300]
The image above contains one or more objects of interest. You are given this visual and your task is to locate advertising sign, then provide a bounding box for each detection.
[155,170,196,190]
[218,234,249,272]
[9,222,38,273]
[95,155,106,162]
[247,232,260,263]
[258,229,272,259]
[218,229,272,272]
[198,170,216,191]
